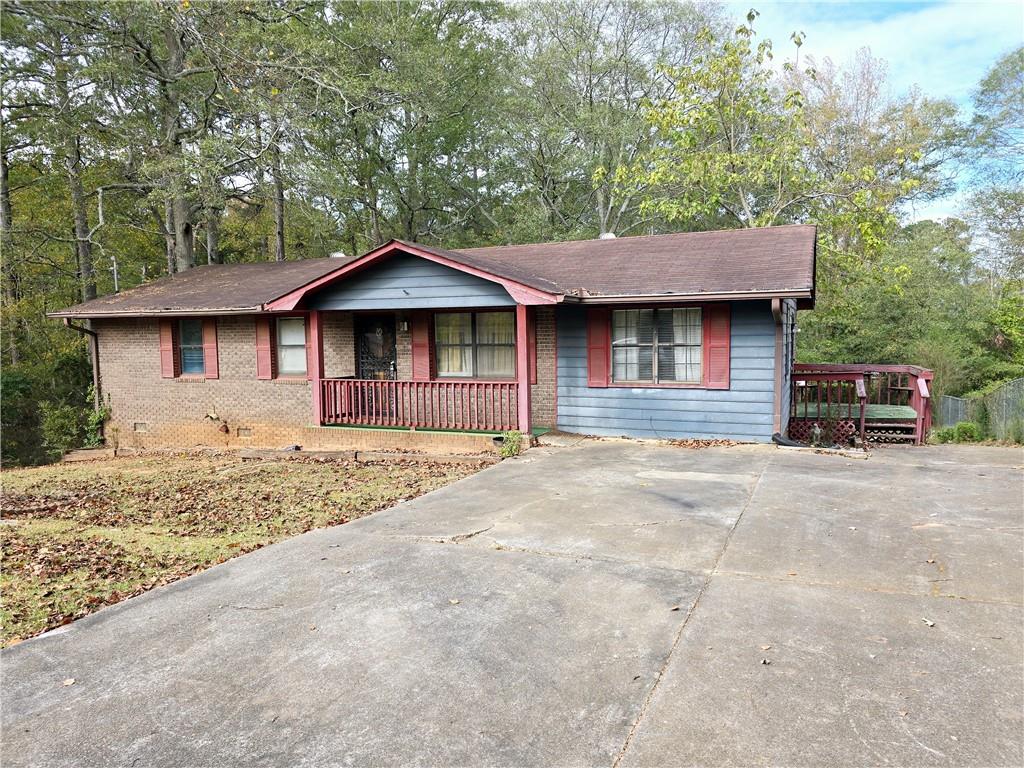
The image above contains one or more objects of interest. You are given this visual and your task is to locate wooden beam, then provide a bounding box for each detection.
[516,303,531,435]
[309,310,324,426]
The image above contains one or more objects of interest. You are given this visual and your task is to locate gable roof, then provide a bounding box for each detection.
[49,225,816,318]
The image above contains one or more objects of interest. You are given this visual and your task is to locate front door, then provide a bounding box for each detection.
[356,314,397,380]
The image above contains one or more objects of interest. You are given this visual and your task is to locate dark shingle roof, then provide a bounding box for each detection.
[49,259,346,317]
[50,225,815,317]
[454,225,816,298]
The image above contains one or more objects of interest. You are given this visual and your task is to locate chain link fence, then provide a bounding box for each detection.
[937,377,1024,441]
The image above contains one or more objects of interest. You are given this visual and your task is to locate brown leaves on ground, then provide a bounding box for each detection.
[1,452,483,645]
[668,438,738,449]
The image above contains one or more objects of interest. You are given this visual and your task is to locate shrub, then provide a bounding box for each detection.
[499,430,523,457]
[1010,418,1024,445]
[83,386,112,448]
[953,421,981,442]
[39,402,83,460]
[931,426,955,444]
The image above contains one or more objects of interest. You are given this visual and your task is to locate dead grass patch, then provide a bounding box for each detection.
[1,452,484,645]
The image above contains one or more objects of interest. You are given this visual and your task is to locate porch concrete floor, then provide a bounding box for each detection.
[2,442,1022,767]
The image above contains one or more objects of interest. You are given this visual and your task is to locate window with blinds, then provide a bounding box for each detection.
[611,308,702,384]
[178,319,205,375]
[276,317,307,376]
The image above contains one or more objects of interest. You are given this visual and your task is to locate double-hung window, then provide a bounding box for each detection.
[611,308,702,384]
[435,311,515,379]
[178,319,205,375]
[276,317,307,376]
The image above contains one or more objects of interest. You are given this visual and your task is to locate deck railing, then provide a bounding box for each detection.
[320,379,518,431]
[790,364,933,444]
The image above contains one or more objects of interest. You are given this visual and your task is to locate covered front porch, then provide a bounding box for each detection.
[266,240,559,435]
[309,307,530,433]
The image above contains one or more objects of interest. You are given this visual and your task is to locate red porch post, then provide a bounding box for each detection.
[309,310,324,426]
[516,303,531,435]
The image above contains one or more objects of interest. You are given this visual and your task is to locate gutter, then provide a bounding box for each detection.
[565,289,813,304]
[63,318,102,412]
[47,307,261,320]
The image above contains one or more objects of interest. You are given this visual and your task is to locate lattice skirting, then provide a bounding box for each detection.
[787,418,857,445]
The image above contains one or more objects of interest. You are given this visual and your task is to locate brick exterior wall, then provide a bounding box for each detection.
[93,309,556,452]
[530,306,556,428]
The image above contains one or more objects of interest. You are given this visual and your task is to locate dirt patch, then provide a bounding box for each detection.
[0,453,486,645]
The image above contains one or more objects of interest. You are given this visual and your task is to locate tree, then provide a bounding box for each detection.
[504,0,721,238]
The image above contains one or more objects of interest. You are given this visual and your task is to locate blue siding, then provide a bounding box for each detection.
[308,254,515,310]
[556,302,779,442]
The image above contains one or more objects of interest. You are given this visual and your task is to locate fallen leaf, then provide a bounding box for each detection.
[449,598,460,605]
[760,644,772,650]
[670,605,681,612]
[760,658,771,665]
[922,618,935,627]
[787,572,797,576]
[62,678,76,686]
[926,558,936,564]
[899,710,909,718]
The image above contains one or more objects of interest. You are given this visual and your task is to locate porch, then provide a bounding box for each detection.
[787,363,934,445]
[303,303,542,434]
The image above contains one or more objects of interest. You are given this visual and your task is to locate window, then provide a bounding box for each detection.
[435,311,515,379]
[178,319,205,375]
[276,317,307,376]
[611,308,702,384]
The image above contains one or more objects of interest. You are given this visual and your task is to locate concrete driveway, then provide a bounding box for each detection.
[3,441,1022,767]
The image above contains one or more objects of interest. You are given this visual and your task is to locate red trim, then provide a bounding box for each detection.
[202,318,219,379]
[515,304,531,432]
[264,240,561,311]
[703,303,731,389]
[158,319,177,378]
[255,316,275,380]
[586,308,611,387]
[308,310,324,425]
[410,311,432,381]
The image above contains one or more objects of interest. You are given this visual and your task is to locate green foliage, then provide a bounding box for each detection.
[953,422,982,442]
[932,421,983,444]
[39,401,83,460]
[83,386,112,448]
[499,430,523,458]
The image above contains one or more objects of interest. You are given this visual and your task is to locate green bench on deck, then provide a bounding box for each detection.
[792,403,919,421]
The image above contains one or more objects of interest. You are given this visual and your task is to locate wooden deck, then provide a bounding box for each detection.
[788,364,934,445]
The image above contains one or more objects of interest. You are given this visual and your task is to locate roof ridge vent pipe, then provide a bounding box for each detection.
[598,232,616,239]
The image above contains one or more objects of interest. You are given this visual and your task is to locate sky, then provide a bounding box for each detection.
[723,0,1024,220]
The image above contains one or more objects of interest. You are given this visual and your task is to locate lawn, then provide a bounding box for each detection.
[0,452,485,646]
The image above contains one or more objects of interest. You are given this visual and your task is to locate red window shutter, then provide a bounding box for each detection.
[158,319,177,378]
[255,317,276,380]
[202,318,219,379]
[703,304,731,389]
[527,309,538,385]
[586,308,610,388]
[410,311,432,381]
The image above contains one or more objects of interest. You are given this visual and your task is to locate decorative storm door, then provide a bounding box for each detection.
[356,314,397,380]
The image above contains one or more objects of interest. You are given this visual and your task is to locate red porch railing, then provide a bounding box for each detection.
[320,379,519,431]
[790,364,933,445]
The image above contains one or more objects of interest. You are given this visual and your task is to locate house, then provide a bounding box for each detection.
[49,225,816,454]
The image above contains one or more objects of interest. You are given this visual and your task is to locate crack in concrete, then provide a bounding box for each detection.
[611,454,772,768]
